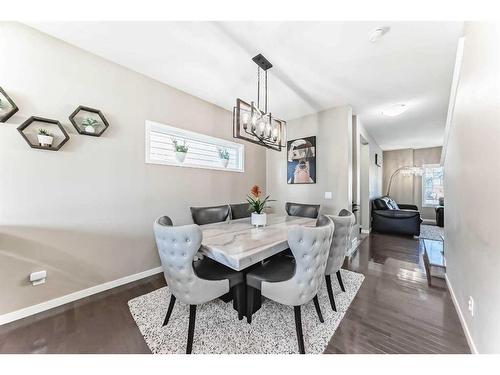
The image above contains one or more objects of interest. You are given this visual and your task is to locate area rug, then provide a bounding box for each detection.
[419,224,444,241]
[128,269,364,354]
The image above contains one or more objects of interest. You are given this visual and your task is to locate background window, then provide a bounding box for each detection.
[145,120,244,172]
[422,164,444,207]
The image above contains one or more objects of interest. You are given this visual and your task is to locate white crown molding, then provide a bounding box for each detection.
[0,266,163,326]
[445,274,478,354]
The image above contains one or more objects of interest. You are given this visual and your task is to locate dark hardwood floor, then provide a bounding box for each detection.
[326,233,469,354]
[0,232,470,354]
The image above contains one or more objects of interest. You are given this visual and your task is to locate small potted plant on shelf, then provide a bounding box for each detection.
[218,147,230,168]
[81,117,100,134]
[247,185,274,227]
[37,128,53,148]
[172,138,189,163]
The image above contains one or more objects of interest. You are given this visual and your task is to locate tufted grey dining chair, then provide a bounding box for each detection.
[154,216,244,353]
[245,217,334,353]
[319,211,355,312]
[285,202,321,219]
[190,204,230,225]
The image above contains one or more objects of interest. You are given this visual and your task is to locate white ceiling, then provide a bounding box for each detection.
[26,21,463,150]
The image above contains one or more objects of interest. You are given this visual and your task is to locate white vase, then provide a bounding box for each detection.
[84,125,96,134]
[251,212,267,227]
[220,158,229,168]
[37,135,53,147]
[175,151,187,163]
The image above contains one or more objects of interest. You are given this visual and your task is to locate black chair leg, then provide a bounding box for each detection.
[162,294,176,327]
[312,295,324,323]
[336,270,346,292]
[186,305,196,354]
[325,275,337,312]
[293,306,306,354]
[246,286,255,324]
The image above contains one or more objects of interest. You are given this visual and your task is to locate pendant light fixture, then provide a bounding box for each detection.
[233,54,286,151]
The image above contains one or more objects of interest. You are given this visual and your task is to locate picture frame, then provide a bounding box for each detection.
[287,136,316,184]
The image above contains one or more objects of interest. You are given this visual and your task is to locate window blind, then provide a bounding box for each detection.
[145,120,244,172]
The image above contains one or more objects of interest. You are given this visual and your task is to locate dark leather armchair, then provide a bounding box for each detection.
[285,202,320,218]
[190,205,230,225]
[229,203,252,220]
[371,196,422,236]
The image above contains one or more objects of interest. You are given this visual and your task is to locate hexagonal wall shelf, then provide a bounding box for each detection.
[17,116,70,151]
[0,86,19,123]
[69,105,109,137]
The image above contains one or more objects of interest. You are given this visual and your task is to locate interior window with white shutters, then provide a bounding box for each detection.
[145,120,244,172]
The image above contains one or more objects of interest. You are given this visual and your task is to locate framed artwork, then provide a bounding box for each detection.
[287,136,316,184]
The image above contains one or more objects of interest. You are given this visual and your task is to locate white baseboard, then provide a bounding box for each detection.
[0,266,163,326]
[445,274,478,354]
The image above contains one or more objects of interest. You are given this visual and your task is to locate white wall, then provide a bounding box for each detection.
[353,116,383,231]
[357,118,383,201]
[0,22,266,315]
[444,22,500,353]
[266,106,352,215]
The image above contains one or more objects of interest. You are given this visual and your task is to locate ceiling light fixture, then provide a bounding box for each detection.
[382,104,408,117]
[233,54,286,151]
[368,26,390,43]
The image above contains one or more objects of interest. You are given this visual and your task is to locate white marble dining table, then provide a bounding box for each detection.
[199,214,317,271]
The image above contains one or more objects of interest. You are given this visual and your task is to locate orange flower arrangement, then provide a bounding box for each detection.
[247,185,274,214]
[250,185,261,198]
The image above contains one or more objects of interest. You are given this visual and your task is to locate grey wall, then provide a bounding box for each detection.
[0,22,266,315]
[266,106,352,215]
[444,22,500,353]
[382,146,442,221]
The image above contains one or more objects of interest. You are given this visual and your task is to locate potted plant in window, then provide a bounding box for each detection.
[218,147,230,168]
[172,138,189,163]
[247,185,274,227]
[81,117,100,134]
[37,128,53,148]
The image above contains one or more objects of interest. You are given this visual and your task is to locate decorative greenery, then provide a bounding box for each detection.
[172,138,189,153]
[246,185,275,214]
[38,128,53,136]
[218,148,230,160]
[81,117,100,129]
